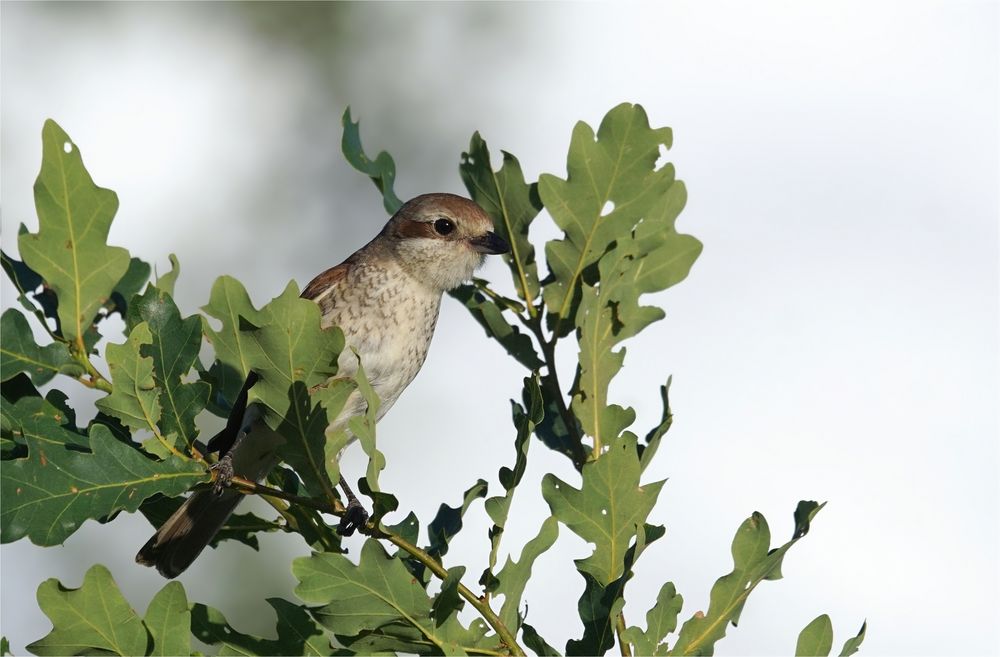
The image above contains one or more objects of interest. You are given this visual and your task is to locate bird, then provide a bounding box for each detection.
[136,192,510,578]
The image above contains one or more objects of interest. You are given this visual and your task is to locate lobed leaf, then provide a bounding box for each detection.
[144,581,190,657]
[428,478,488,560]
[341,107,402,214]
[126,286,209,454]
[460,132,543,306]
[192,598,331,656]
[95,323,162,437]
[622,582,683,656]
[1,390,89,454]
[0,310,82,385]
[496,516,560,633]
[27,564,149,657]
[202,275,266,384]
[1,424,208,545]
[838,621,867,657]
[669,502,826,656]
[450,284,544,370]
[18,120,130,346]
[542,433,664,585]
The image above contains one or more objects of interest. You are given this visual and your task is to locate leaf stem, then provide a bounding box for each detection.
[616,612,632,657]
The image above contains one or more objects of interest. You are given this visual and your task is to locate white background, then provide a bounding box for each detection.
[2,2,997,655]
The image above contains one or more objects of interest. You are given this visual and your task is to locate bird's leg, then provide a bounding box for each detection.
[337,475,369,536]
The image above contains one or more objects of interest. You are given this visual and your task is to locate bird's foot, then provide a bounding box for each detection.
[338,499,369,536]
[211,454,234,496]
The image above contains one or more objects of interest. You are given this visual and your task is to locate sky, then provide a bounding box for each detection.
[2,2,998,655]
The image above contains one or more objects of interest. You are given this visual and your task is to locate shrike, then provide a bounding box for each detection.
[137,193,509,578]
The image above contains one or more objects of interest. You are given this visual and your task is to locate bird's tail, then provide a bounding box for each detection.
[136,411,283,578]
[136,488,243,579]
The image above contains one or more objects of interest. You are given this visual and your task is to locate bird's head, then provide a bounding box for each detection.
[381,193,510,292]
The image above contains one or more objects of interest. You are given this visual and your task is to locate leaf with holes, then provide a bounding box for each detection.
[669,502,826,656]
[26,564,149,657]
[0,310,82,385]
[542,433,664,584]
[1,424,208,545]
[126,287,209,453]
[540,103,678,337]
[17,120,130,346]
[460,132,543,305]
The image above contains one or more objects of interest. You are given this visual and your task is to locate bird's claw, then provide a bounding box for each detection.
[211,455,234,496]
[338,499,369,536]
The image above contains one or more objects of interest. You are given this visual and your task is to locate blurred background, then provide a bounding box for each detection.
[2,2,997,654]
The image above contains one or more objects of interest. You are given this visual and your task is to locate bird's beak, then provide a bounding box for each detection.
[469,231,510,255]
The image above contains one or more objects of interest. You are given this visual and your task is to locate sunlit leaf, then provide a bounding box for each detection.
[496,516,559,632]
[144,581,190,657]
[669,502,826,656]
[838,621,867,657]
[18,120,130,346]
[95,323,162,437]
[622,582,683,656]
[795,614,833,657]
[26,564,148,657]
[542,433,664,584]
[1,424,208,545]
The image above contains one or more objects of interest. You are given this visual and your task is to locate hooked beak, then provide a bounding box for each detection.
[469,231,510,255]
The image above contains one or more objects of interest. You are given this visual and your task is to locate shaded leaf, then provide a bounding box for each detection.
[1,388,89,453]
[428,478,488,560]
[0,310,82,385]
[460,133,543,305]
[522,623,560,657]
[535,372,585,466]
[796,614,833,657]
[1,424,208,545]
[669,502,827,656]
[838,621,867,657]
[431,566,467,626]
[18,120,130,345]
[566,572,621,657]
[126,287,210,453]
[191,598,331,656]
[26,564,148,657]
[542,433,664,584]
[144,581,190,657]
[450,284,543,370]
[341,107,402,214]
[1,244,58,329]
[639,376,673,473]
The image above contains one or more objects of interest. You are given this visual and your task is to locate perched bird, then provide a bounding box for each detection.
[137,193,509,578]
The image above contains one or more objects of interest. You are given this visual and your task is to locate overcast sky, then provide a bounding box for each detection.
[2,2,998,655]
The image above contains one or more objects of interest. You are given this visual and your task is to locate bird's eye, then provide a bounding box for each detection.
[434,217,455,235]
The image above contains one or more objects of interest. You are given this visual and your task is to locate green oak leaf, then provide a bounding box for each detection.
[145,581,190,657]
[0,310,83,385]
[540,103,678,337]
[427,478,488,560]
[1,244,57,328]
[1,390,89,454]
[26,564,149,657]
[450,284,543,370]
[191,598,331,656]
[341,107,402,214]
[572,180,700,451]
[18,120,130,346]
[155,253,180,297]
[1,424,208,545]
[639,377,673,473]
[796,614,834,657]
[495,516,559,632]
[838,621,867,657]
[522,623,560,657]
[95,322,162,437]
[669,502,826,656]
[294,539,434,643]
[622,582,683,656]
[542,433,664,584]
[126,286,209,452]
[568,572,623,656]
[431,566,467,626]
[460,132,543,306]
[202,275,266,384]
